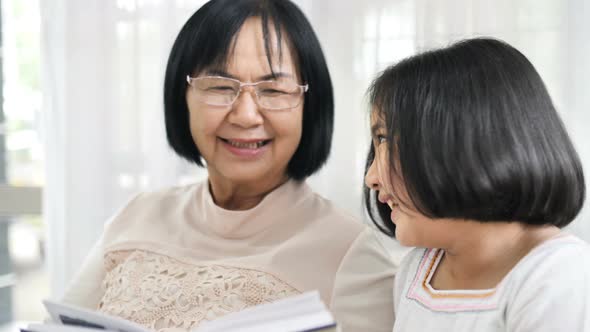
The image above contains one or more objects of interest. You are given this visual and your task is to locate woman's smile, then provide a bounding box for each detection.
[218,137,273,158]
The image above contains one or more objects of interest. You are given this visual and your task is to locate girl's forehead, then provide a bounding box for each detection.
[370,109,386,126]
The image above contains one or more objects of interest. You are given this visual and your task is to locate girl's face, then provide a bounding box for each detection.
[365,110,455,248]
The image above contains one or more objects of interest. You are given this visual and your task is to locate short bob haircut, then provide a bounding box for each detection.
[365,37,585,237]
[163,0,333,180]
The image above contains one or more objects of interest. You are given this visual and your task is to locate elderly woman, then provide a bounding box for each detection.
[61,0,396,331]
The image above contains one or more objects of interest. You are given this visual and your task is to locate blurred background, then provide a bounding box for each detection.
[0,0,589,328]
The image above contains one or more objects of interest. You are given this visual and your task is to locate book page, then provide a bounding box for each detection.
[24,322,118,332]
[194,291,336,332]
[43,300,149,332]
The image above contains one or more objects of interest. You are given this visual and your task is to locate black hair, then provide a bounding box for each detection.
[365,37,585,234]
[163,0,333,180]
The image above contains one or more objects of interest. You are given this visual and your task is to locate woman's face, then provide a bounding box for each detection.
[365,110,453,248]
[186,17,303,187]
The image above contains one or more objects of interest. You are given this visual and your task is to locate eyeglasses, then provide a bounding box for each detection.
[186,75,309,110]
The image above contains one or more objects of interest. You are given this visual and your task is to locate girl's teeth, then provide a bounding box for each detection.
[387,200,395,209]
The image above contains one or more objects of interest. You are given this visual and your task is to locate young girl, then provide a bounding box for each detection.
[364,38,590,331]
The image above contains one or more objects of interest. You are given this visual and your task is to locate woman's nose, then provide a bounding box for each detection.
[227,88,264,128]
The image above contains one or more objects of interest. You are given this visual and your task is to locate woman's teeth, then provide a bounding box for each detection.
[226,139,267,149]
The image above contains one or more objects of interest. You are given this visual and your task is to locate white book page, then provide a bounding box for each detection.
[42,300,150,332]
[25,322,117,332]
[194,291,336,332]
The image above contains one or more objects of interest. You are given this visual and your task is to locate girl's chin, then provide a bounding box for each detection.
[394,230,416,247]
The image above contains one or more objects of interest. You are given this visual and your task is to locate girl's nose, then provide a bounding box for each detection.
[365,158,381,191]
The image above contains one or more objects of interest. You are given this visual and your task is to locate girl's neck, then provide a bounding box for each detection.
[431,222,560,290]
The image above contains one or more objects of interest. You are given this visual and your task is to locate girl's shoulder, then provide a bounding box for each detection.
[503,234,590,329]
[509,233,590,279]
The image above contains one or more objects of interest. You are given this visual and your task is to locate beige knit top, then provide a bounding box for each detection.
[61,179,396,332]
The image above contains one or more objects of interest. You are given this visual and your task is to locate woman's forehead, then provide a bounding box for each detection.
[225,17,299,76]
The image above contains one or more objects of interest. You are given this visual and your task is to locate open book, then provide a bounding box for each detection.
[22,291,337,332]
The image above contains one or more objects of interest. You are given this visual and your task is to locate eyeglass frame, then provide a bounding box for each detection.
[186,75,309,110]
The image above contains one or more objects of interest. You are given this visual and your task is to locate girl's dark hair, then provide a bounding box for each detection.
[365,37,585,235]
[164,0,334,180]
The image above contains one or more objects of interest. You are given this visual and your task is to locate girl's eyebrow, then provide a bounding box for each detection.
[371,123,384,136]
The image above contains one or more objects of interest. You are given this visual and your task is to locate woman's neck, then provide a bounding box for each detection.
[431,222,560,290]
[207,172,290,210]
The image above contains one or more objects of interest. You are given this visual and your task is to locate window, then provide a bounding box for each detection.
[0,0,46,327]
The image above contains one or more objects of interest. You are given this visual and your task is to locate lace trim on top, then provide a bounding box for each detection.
[98,250,300,331]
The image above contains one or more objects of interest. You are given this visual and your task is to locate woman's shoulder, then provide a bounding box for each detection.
[101,182,205,240]
[128,182,204,206]
[115,182,204,216]
[302,184,365,231]
[279,181,373,258]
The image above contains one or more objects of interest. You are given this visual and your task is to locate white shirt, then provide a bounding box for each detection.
[393,234,590,332]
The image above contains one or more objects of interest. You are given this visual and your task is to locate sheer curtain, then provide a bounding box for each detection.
[41,0,590,297]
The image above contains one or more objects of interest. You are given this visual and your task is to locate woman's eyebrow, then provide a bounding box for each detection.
[203,69,294,81]
[203,69,238,79]
[257,72,294,80]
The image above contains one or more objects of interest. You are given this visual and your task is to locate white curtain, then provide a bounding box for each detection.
[41,0,590,297]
